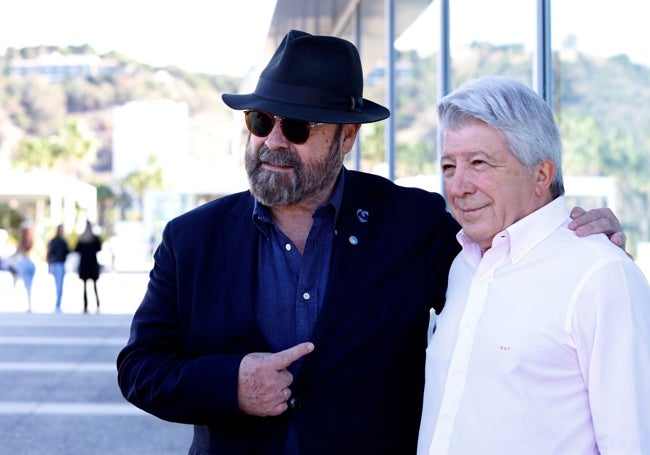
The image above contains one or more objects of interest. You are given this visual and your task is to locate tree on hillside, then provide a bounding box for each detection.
[15,136,53,170]
[50,117,98,178]
[94,182,117,236]
[18,76,67,136]
[13,117,98,175]
[603,127,650,245]
[559,110,650,250]
[118,155,165,221]
[558,111,606,176]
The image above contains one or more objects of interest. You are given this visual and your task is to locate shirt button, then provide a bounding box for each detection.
[302,292,310,300]
[288,397,302,409]
[285,243,292,251]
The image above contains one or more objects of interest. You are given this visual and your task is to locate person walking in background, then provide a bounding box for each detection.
[0,228,13,272]
[10,223,37,312]
[46,224,70,312]
[75,221,102,313]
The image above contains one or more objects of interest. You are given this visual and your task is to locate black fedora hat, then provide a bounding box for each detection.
[222,29,390,124]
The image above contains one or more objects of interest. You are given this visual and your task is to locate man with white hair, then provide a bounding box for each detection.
[418,76,650,455]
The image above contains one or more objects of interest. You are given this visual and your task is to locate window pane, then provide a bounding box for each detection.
[553,0,650,263]
[449,0,535,88]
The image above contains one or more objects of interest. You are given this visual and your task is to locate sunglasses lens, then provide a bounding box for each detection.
[246,111,274,137]
[245,110,313,144]
[281,118,310,144]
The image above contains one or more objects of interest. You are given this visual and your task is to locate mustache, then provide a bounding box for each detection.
[256,146,302,169]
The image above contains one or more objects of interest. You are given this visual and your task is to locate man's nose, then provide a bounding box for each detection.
[445,168,473,198]
[264,120,290,149]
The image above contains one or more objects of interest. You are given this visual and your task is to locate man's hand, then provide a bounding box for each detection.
[569,206,627,251]
[238,342,314,417]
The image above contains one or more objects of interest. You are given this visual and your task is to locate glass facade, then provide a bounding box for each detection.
[265,0,649,266]
[552,0,650,260]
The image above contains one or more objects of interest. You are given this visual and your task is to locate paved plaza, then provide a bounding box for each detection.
[0,268,194,454]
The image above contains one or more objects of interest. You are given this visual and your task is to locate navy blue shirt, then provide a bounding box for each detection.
[252,171,344,369]
[252,171,345,454]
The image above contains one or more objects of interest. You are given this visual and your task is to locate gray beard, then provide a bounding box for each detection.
[244,126,344,206]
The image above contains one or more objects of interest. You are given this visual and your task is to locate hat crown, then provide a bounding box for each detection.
[261,30,363,100]
[221,30,389,124]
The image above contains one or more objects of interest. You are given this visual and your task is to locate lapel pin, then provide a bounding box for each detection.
[356,209,369,223]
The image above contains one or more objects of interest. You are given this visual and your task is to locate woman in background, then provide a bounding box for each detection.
[75,221,102,313]
[12,224,37,311]
[47,224,70,312]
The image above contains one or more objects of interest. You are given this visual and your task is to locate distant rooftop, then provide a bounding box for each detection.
[9,52,120,82]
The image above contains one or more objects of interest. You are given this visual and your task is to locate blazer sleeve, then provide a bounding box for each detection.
[116,196,254,425]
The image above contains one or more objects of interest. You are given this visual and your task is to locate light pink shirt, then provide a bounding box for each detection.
[418,196,650,455]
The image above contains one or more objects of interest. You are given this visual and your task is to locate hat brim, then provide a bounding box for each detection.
[222,93,390,124]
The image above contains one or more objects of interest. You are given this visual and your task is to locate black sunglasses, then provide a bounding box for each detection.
[244,110,323,145]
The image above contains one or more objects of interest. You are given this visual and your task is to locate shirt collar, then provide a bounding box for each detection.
[457,195,570,265]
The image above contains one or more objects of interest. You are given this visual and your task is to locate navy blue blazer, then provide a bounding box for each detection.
[117,169,460,454]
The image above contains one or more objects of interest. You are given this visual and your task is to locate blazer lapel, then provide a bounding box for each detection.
[223,193,270,350]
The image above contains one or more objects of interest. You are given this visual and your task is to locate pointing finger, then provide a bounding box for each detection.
[270,342,314,369]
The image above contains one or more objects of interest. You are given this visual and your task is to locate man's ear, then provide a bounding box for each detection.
[534,159,555,197]
[341,124,361,156]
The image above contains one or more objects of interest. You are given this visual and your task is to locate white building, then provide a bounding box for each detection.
[112,99,190,186]
[0,170,97,233]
